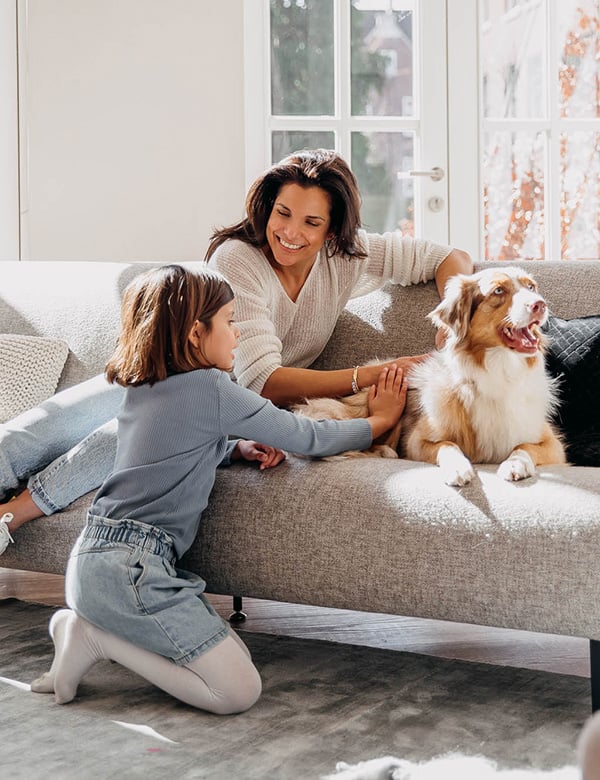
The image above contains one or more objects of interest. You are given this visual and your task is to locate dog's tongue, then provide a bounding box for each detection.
[502,325,539,353]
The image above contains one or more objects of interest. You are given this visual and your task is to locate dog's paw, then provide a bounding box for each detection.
[437,445,475,486]
[442,466,476,487]
[497,449,535,481]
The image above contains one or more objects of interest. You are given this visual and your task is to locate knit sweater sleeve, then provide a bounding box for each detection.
[208,241,286,393]
[349,230,453,298]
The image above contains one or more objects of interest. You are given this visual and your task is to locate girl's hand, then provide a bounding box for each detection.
[234,440,287,470]
[366,365,407,439]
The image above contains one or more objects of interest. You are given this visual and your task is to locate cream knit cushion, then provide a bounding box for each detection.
[0,334,69,423]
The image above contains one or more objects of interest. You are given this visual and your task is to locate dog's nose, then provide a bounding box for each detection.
[528,298,546,317]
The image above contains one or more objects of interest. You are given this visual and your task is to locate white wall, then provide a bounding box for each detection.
[0,0,19,259]
[17,0,246,261]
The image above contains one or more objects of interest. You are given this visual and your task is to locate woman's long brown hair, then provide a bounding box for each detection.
[205,149,367,261]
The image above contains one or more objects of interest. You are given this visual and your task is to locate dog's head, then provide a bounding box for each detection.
[430,266,548,358]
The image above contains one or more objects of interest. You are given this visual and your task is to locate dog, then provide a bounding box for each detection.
[292,266,566,485]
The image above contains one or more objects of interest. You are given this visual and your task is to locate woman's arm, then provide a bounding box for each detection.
[221,365,407,459]
[432,249,473,349]
[434,249,473,297]
[262,245,472,406]
[261,357,426,407]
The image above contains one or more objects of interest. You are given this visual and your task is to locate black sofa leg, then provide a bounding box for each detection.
[229,595,247,624]
[591,640,600,712]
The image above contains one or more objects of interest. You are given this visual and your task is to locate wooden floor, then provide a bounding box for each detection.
[0,567,590,679]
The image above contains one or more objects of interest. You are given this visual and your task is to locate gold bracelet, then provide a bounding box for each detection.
[351,365,360,394]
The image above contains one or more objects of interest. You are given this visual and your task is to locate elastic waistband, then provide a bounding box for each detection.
[85,513,176,565]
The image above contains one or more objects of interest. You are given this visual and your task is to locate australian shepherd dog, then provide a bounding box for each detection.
[292,267,566,485]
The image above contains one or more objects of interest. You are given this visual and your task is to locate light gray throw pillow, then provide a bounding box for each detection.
[0,334,69,423]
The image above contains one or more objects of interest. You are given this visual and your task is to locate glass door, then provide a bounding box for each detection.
[248,0,450,243]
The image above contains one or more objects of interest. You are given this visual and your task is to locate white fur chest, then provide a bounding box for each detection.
[412,348,555,462]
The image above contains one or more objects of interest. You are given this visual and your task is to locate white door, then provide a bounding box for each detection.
[245,0,450,243]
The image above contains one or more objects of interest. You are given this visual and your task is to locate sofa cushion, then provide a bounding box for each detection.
[543,314,600,466]
[0,334,69,423]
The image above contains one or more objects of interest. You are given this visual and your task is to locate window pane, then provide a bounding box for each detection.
[351,2,414,117]
[480,1,547,119]
[270,0,334,116]
[560,131,600,259]
[351,132,414,234]
[483,130,546,261]
[557,0,600,119]
[271,131,336,163]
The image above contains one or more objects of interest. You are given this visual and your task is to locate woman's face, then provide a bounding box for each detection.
[265,183,332,270]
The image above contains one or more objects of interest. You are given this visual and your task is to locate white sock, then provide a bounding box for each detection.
[30,609,105,704]
[32,609,261,713]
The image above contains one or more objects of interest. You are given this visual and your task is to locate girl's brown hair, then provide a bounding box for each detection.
[106,264,234,387]
[205,149,367,261]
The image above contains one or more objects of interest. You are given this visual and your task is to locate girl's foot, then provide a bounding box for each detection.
[30,609,104,704]
[0,513,14,554]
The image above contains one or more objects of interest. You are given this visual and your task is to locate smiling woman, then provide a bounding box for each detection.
[206,148,472,407]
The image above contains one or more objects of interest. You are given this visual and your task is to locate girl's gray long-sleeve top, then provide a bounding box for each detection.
[90,368,372,558]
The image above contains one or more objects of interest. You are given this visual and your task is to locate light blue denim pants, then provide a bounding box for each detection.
[0,373,124,513]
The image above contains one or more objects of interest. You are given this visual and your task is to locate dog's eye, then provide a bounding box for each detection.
[493,286,504,295]
[526,282,536,291]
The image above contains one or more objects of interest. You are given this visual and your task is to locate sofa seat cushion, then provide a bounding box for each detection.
[191,457,600,640]
[0,334,69,422]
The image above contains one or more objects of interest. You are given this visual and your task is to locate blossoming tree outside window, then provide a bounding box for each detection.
[481,0,600,261]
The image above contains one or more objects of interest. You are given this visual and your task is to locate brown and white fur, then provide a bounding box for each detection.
[292,267,566,485]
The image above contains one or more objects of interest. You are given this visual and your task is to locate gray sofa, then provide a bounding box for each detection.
[2,259,600,706]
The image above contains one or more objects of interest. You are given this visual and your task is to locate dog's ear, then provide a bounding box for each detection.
[429,275,482,342]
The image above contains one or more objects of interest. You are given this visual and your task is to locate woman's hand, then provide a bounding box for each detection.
[358,355,427,391]
[234,440,287,470]
[366,365,408,440]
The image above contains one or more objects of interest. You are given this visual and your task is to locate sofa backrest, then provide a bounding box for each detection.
[0,261,164,391]
[1,259,599,390]
[313,259,600,369]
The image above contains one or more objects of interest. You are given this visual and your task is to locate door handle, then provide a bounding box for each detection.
[396,166,445,182]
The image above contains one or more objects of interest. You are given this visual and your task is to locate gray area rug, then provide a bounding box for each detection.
[0,600,589,779]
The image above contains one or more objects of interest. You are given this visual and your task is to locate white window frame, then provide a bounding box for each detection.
[446,0,481,259]
[453,0,600,262]
[246,0,600,261]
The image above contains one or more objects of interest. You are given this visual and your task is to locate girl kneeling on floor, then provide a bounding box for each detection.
[31,264,406,715]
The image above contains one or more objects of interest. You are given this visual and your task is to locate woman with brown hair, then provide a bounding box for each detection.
[207,148,471,405]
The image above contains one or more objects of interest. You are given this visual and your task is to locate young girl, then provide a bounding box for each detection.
[31,264,407,714]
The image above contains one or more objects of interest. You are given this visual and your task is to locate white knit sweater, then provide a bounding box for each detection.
[208,230,451,394]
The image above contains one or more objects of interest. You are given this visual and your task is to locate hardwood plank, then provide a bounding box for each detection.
[208,593,590,678]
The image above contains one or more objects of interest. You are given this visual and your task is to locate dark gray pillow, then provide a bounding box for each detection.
[543,314,600,466]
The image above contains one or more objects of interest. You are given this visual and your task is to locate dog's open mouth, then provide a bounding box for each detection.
[499,324,540,354]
